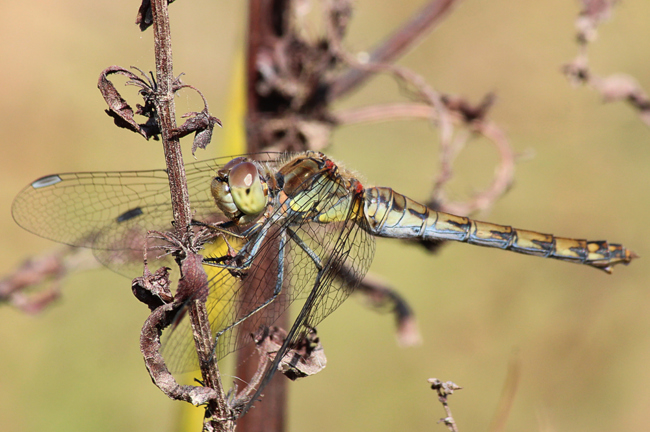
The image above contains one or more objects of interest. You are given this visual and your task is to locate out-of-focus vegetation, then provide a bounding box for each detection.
[1,1,649,431]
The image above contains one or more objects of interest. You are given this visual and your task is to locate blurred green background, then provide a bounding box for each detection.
[1,1,649,431]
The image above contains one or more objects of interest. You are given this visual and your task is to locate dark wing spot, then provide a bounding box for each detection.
[31,175,62,189]
[117,207,144,223]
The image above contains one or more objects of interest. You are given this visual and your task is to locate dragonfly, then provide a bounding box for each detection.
[12,151,636,411]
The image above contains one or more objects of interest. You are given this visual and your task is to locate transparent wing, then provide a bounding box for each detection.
[12,152,374,375]
[243,183,374,411]
[11,156,276,277]
[12,169,173,249]
[161,159,375,373]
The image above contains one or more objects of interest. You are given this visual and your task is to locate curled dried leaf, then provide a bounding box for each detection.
[136,0,177,31]
[172,109,222,155]
[97,66,160,139]
[132,265,172,311]
[254,326,327,381]
[355,272,422,347]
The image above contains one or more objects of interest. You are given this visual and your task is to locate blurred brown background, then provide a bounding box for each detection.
[1,1,649,431]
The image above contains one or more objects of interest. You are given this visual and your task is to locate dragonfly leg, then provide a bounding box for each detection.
[202,222,272,272]
[213,229,287,341]
[240,253,329,415]
[286,227,323,271]
[191,219,247,240]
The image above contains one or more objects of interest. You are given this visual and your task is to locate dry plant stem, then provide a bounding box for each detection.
[1,246,102,314]
[330,0,462,101]
[333,102,515,215]
[564,0,650,128]
[356,272,421,347]
[326,0,514,216]
[149,0,191,232]
[146,0,230,428]
[429,379,462,432]
[0,252,64,313]
[326,4,455,188]
[141,301,221,406]
[326,3,453,134]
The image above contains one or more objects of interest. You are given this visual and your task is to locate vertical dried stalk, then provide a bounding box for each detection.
[149,0,191,233]
[147,0,230,428]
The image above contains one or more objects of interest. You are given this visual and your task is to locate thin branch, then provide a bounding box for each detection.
[326,5,456,205]
[333,100,516,216]
[149,0,192,236]
[0,247,99,314]
[144,0,232,429]
[355,272,422,347]
[330,0,462,100]
[0,254,63,313]
[428,378,462,432]
[563,0,650,128]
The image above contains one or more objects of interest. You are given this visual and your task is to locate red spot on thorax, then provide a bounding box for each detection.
[353,179,364,194]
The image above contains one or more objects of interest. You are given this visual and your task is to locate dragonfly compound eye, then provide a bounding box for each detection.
[228,161,267,216]
[219,156,248,175]
[211,176,238,217]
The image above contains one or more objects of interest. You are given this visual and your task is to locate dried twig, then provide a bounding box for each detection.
[0,253,63,313]
[0,247,100,314]
[355,272,422,347]
[429,378,462,432]
[327,13,454,151]
[333,98,516,216]
[327,3,514,218]
[330,0,462,100]
[135,0,233,430]
[563,0,650,128]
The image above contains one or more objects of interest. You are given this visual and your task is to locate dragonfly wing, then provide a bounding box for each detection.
[11,157,240,277]
[12,170,172,248]
[160,261,245,373]
[159,154,376,374]
[240,187,375,413]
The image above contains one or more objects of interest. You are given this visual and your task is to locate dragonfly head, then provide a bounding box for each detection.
[211,159,268,221]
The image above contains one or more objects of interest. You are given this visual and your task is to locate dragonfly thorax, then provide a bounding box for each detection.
[211,159,268,223]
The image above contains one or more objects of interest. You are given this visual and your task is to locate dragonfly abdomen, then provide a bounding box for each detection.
[363,187,636,273]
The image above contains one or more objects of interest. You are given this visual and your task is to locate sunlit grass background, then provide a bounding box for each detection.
[1,1,649,431]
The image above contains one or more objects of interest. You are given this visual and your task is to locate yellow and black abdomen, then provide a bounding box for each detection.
[363,186,636,273]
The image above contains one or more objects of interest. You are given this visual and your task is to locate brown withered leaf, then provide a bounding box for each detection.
[175,253,210,304]
[172,109,222,155]
[136,0,176,32]
[132,264,172,311]
[254,326,327,381]
[355,272,422,347]
[98,66,160,139]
